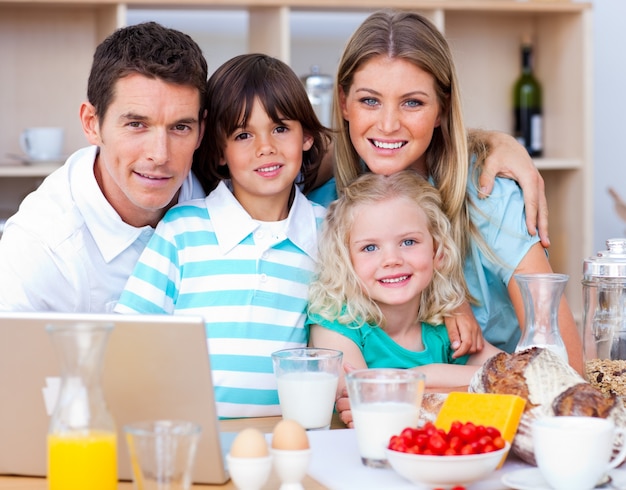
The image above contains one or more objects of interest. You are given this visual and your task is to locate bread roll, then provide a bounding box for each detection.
[469,347,626,465]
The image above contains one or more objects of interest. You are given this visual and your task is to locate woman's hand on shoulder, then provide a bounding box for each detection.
[473,129,550,249]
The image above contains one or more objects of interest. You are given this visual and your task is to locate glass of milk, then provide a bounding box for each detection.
[271,348,342,430]
[346,368,425,468]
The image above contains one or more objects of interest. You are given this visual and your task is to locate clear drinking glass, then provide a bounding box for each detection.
[271,348,342,430]
[346,368,425,468]
[124,420,202,490]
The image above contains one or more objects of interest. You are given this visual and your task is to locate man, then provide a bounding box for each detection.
[0,22,207,312]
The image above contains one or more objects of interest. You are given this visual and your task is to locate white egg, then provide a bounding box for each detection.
[271,419,310,450]
[229,428,269,458]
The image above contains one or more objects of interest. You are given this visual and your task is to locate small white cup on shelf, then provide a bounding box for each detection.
[19,127,64,161]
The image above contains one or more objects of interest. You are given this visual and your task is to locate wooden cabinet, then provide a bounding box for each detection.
[0,0,592,319]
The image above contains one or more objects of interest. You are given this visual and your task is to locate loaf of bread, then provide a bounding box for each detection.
[420,393,447,423]
[553,383,617,418]
[469,347,626,465]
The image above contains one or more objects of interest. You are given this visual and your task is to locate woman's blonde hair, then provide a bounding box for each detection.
[308,170,466,328]
[333,9,475,262]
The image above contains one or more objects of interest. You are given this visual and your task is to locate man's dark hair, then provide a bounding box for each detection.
[87,21,208,123]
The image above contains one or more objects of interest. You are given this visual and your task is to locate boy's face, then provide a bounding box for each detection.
[349,196,436,314]
[221,97,313,220]
[81,73,204,227]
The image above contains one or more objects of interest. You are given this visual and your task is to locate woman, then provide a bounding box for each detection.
[313,9,582,371]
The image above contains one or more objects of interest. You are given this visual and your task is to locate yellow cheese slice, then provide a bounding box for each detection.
[434,392,526,444]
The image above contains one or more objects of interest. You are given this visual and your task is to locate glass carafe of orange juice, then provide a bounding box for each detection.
[47,322,117,490]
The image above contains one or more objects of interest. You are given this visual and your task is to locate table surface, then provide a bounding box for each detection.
[0,415,337,489]
[0,388,470,489]
[5,389,626,489]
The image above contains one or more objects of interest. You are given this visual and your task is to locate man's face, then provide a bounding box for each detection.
[81,73,204,227]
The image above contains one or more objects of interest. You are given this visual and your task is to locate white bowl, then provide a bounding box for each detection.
[385,442,510,489]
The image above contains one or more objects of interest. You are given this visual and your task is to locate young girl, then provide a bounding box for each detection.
[116,53,332,418]
[322,9,583,372]
[307,170,501,426]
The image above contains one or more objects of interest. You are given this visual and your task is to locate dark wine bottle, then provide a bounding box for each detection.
[513,36,543,157]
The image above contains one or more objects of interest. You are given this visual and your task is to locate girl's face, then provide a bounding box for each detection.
[349,196,436,311]
[339,56,441,177]
[221,97,313,218]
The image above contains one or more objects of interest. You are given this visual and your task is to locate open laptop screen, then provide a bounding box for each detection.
[0,312,229,484]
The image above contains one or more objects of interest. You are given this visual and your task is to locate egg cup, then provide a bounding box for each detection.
[226,453,272,490]
[270,448,312,490]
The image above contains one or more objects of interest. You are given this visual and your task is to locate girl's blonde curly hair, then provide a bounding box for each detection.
[308,170,466,329]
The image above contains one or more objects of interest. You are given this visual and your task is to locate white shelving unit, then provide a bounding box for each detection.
[0,0,592,318]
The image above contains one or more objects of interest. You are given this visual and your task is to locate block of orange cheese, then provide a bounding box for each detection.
[434,392,526,444]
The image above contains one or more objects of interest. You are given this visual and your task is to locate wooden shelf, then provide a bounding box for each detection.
[0,163,63,177]
[0,0,592,319]
[0,0,588,10]
[535,158,582,171]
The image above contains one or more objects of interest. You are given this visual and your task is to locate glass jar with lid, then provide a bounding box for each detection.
[582,238,626,398]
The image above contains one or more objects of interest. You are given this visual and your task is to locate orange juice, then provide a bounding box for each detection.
[48,430,117,490]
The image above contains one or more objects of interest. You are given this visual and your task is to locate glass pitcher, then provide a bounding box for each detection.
[514,273,569,362]
[47,322,117,490]
[582,238,626,397]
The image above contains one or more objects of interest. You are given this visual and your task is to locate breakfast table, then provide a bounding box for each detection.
[0,416,332,489]
[3,405,626,489]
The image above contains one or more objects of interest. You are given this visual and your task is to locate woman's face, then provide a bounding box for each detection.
[339,56,441,177]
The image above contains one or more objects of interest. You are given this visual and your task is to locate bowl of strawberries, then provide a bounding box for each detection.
[385,421,510,489]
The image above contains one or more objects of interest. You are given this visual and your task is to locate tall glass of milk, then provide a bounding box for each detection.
[271,348,343,430]
[346,368,425,468]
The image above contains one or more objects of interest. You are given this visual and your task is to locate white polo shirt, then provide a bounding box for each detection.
[115,181,326,418]
[0,146,205,312]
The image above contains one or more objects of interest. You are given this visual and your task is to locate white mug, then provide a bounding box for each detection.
[533,416,626,490]
[19,127,64,161]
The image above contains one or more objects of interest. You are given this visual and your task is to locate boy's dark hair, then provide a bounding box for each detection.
[87,21,208,123]
[194,53,331,194]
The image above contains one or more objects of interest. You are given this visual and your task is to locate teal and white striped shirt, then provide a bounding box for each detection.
[116,181,325,418]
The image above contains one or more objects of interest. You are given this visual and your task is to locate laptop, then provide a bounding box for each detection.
[0,311,231,484]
